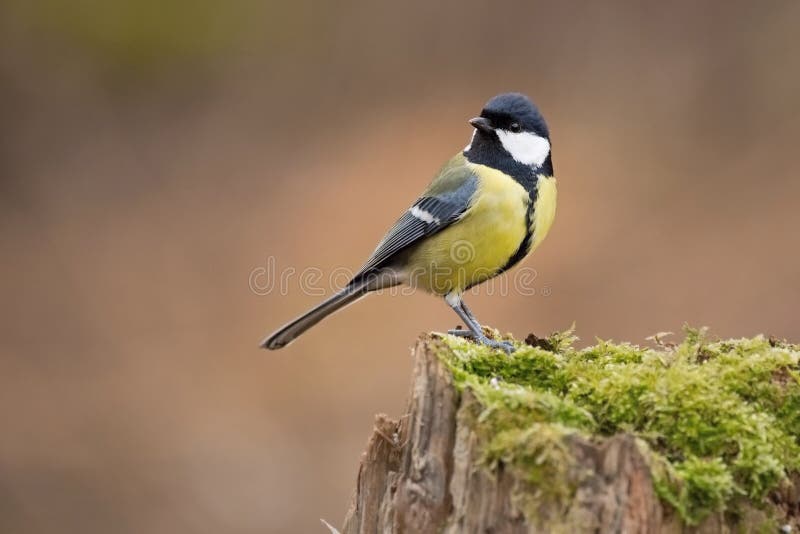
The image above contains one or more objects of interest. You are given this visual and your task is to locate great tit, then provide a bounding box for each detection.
[262,92,556,352]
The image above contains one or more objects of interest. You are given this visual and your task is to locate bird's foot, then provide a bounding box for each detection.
[479,337,515,354]
[448,328,473,337]
[448,328,515,353]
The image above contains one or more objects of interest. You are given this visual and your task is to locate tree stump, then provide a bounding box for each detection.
[339,333,800,533]
[341,336,659,533]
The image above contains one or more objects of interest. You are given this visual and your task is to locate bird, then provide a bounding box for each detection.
[262,92,556,353]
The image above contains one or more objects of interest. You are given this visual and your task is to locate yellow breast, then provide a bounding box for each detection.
[405,163,529,295]
[530,174,557,253]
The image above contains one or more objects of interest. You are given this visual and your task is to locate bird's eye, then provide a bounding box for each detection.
[509,122,522,133]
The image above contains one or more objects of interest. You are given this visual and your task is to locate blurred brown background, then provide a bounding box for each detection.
[2,1,799,532]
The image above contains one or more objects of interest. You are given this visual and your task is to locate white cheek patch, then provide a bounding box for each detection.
[495,130,551,166]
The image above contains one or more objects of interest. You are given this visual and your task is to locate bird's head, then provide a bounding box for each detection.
[464,93,552,174]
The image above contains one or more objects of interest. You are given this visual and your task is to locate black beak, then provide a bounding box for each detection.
[469,117,494,133]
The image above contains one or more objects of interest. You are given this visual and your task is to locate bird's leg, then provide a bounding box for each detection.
[446,297,483,338]
[447,305,481,337]
[445,293,514,353]
[448,299,480,337]
[458,299,481,324]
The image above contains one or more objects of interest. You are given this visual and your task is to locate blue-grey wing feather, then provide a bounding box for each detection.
[355,173,478,276]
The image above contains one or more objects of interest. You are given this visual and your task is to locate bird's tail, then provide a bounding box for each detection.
[261,278,373,350]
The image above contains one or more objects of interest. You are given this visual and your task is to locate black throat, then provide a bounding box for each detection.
[463,133,553,194]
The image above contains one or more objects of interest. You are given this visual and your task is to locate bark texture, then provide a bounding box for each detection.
[339,336,780,534]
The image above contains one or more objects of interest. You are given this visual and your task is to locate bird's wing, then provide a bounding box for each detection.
[355,154,478,277]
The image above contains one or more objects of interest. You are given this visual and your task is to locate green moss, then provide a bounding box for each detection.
[436,326,800,526]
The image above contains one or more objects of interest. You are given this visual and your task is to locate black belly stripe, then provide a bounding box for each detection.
[496,198,534,276]
[495,170,544,276]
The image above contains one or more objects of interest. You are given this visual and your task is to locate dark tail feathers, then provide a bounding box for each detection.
[260,279,372,350]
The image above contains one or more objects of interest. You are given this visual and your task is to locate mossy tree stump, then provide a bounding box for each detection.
[340,330,800,533]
